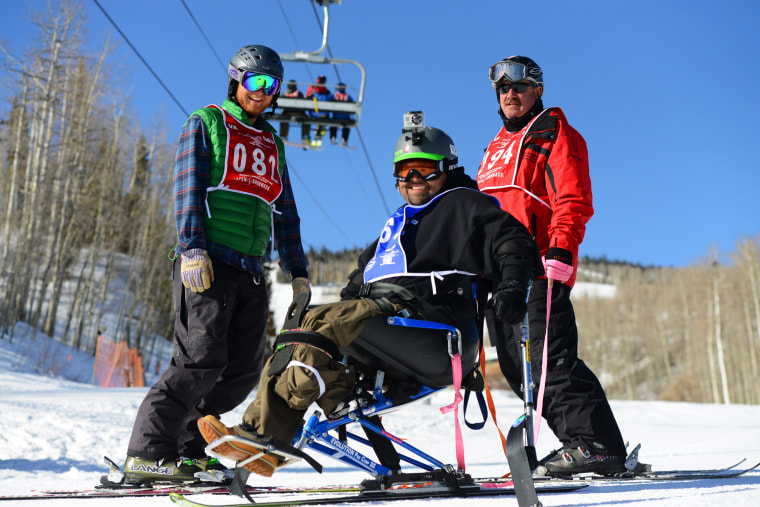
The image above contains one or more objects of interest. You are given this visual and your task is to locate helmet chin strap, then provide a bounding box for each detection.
[263,93,279,119]
[228,80,239,102]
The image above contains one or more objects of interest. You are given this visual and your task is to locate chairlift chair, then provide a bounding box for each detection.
[271,0,365,130]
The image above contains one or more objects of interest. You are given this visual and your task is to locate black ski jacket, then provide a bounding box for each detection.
[342,170,541,321]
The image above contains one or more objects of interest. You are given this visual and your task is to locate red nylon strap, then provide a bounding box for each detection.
[479,347,511,478]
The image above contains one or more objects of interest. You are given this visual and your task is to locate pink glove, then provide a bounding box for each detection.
[544,258,573,283]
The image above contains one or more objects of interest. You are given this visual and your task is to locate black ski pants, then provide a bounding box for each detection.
[127,260,268,460]
[487,278,626,456]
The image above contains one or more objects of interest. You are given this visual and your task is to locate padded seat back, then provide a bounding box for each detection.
[342,316,479,388]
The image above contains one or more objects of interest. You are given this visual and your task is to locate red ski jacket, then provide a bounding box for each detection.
[477,107,593,288]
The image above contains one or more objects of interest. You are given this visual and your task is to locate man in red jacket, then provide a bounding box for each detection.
[477,55,627,476]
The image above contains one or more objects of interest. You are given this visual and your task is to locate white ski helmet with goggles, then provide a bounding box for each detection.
[488,55,543,88]
[393,112,458,179]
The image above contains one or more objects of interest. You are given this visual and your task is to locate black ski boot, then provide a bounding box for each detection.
[543,446,626,476]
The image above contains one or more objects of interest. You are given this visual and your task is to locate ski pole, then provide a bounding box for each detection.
[518,282,538,469]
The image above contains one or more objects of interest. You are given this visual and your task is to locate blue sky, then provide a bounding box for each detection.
[2,0,759,268]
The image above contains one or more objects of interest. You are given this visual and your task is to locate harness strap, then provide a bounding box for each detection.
[464,277,491,431]
[274,331,339,359]
[286,360,326,398]
[257,434,323,473]
[463,388,488,430]
[371,296,398,316]
[358,281,451,324]
[480,346,510,475]
[439,352,466,472]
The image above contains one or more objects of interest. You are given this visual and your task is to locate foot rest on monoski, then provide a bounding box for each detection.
[290,314,481,487]
[204,434,309,474]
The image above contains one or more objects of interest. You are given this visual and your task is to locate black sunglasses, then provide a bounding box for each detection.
[496,82,536,94]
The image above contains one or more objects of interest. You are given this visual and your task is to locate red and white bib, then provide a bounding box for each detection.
[476,127,524,190]
[209,105,283,204]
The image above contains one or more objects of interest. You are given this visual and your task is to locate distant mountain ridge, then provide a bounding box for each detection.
[279,248,664,286]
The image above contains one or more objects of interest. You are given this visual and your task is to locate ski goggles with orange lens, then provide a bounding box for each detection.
[488,60,539,86]
[241,72,281,95]
[394,160,442,182]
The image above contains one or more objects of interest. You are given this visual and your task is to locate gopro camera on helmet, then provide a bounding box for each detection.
[393,113,458,176]
[402,111,426,145]
[403,111,425,130]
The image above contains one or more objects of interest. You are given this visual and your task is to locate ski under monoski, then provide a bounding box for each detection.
[168,482,588,507]
[0,456,358,501]
[2,456,756,501]
[0,484,366,501]
[0,456,468,501]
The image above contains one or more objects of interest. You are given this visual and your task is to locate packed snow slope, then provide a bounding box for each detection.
[1,329,759,506]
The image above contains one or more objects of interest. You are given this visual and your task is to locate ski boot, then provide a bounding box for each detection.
[541,446,626,476]
[123,455,203,484]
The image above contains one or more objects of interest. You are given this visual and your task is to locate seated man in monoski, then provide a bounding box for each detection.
[197,112,542,477]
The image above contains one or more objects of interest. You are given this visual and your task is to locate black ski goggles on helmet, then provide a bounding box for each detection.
[488,60,541,87]
[240,72,281,96]
[394,159,443,182]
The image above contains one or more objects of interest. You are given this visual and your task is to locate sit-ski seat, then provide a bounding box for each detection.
[207,293,485,488]
[290,314,483,482]
[342,315,480,389]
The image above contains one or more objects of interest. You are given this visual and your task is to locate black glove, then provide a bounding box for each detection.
[489,280,528,325]
[340,268,363,300]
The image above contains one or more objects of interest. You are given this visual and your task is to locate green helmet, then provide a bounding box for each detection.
[393,113,458,174]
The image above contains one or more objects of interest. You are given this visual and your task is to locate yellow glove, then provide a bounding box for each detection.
[291,277,311,299]
[180,249,214,293]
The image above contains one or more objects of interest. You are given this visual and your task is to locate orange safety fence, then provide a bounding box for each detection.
[92,335,145,387]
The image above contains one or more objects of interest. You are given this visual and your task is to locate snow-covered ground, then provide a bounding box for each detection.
[1,330,759,506]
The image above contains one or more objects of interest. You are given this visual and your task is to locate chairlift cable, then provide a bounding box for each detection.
[355,129,390,215]
[278,0,304,55]
[179,0,226,72]
[278,0,315,83]
[279,0,393,223]
[285,159,354,245]
[306,1,390,216]
[341,147,387,224]
[91,0,189,117]
[326,46,345,85]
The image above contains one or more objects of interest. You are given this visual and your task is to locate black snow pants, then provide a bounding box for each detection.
[486,278,626,456]
[127,260,268,460]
